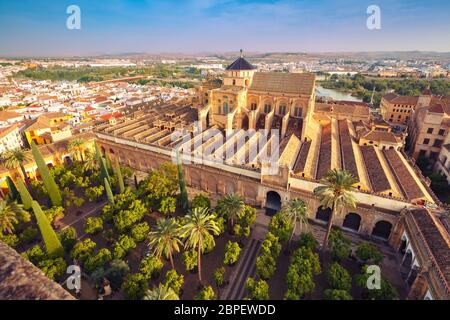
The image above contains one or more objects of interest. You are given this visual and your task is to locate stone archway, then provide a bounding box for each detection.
[241,113,249,130]
[265,191,281,216]
[64,156,72,166]
[342,212,361,232]
[372,220,393,240]
[315,206,331,222]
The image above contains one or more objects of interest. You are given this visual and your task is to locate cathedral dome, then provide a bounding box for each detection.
[225,50,256,71]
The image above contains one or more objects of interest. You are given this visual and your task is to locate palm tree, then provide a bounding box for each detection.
[68,139,85,162]
[83,149,98,173]
[217,193,244,231]
[281,198,309,245]
[313,169,357,251]
[0,200,26,235]
[143,284,179,300]
[148,218,182,269]
[1,148,32,185]
[179,207,220,283]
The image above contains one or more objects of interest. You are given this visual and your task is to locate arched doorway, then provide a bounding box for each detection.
[64,156,72,166]
[241,114,249,130]
[372,220,392,240]
[316,206,331,222]
[342,213,361,231]
[265,191,281,216]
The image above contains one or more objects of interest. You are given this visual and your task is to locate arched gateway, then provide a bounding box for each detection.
[265,191,281,216]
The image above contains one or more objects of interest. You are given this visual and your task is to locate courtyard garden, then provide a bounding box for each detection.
[0,143,405,300]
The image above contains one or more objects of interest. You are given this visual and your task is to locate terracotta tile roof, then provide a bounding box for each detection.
[294,141,311,174]
[316,123,332,179]
[383,149,424,200]
[338,120,359,179]
[0,111,23,121]
[428,103,444,114]
[0,123,19,139]
[362,130,398,144]
[249,72,315,96]
[383,93,419,105]
[0,241,75,300]
[408,209,450,291]
[360,146,391,193]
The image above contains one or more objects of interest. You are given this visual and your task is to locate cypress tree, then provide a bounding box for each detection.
[5,176,19,201]
[31,142,62,207]
[94,142,110,184]
[32,200,63,257]
[114,158,125,194]
[134,174,138,189]
[17,179,32,210]
[105,152,113,173]
[177,150,189,211]
[104,178,114,204]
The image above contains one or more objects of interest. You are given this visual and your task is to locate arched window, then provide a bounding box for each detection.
[264,103,271,113]
[232,79,236,85]
[294,106,303,117]
[279,104,286,115]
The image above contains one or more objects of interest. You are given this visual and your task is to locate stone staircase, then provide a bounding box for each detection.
[220,238,261,300]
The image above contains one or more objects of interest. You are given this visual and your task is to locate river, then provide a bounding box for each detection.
[315,85,362,102]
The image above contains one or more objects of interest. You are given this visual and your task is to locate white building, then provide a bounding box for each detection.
[0,124,24,154]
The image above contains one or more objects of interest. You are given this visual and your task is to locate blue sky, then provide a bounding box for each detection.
[0,0,449,56]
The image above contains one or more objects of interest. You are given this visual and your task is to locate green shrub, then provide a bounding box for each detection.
[112,200,146,233]
[19,227,39,244]
[183,250,198,271]
[297,232,318,250]
[203,233,215,254]
[214,266,226,287]
[326,262,352,291]
[328,229,351,261]
[113,235,136,259]
[196,285,217,300]
[355,242,383,265]
[165,269,184,295]
[44,206,65,224]
[233,205,256,238]
[285,247,321,299]
[192,193,211,209]
[223,241,241,265]
[256,232,281,280]
[122,273,148,300]
[2,234,19,247]
[59,227,77,251]
[84,248,113,274]
[130,222,150,243]
[104,259,130,288]
[324,289,353,300]
[71,238,96,262]
[268,211,293,242]
[139,255,164,279]
[159,197,176,215]
[246,278,269,300]
[84,185,104,202]
[23,244,46,264]
[84,217,104,235]
[38,257,67,280]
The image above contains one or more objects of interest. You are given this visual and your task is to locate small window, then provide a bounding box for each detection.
[427,128,433,134]
[433,139,443,148]
[438,129,445,136]
[423,138,430,145]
